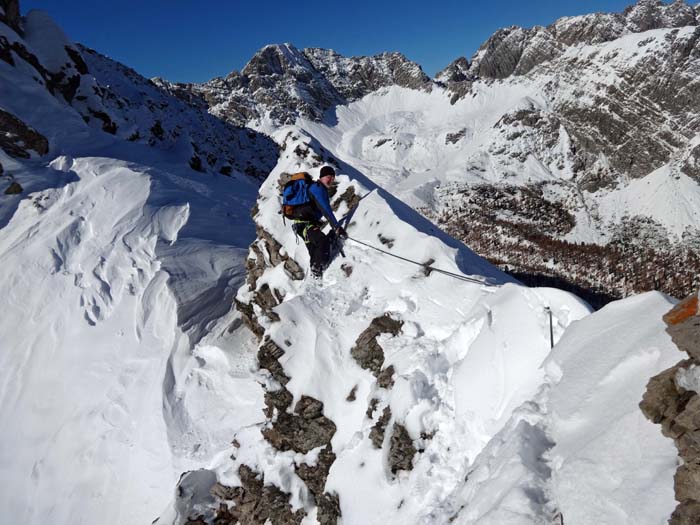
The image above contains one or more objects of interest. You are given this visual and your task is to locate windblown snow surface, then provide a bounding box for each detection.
[0,9,685,525]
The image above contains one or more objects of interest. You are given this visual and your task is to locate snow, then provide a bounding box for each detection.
[545,292,679,524]
[677,363,700,394]
[0,7,693,525]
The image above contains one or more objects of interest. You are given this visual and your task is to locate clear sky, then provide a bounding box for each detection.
[23,0,636,83]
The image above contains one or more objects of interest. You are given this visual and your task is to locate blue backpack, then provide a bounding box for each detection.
[282,172,314,219]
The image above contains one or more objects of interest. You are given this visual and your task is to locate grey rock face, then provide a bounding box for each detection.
[436,56,471,83]
[305,48,432,101]
[550,12,625,47]
[624,0,697,32]
[474,26,530,79]
[466,0,697,83]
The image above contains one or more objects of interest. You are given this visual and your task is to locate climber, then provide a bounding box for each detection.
[281,166,347,278]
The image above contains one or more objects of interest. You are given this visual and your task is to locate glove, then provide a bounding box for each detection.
[335,226,348,239]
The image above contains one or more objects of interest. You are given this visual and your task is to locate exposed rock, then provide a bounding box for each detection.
[262,395,336,454]
[346,385,357,402]
[169,44,430,127]
[257,338,290,385]
[234,298,265,339]
[331,184,361,213]
[435,57,471,83]
[263,387,293,419]
[369,407,392,449]
[350,314,403,376]
[474,26,529,79]
[0,109,49,158]
[640,292,700,524]
[640,360,694,438]
[366,398,379,419]
[377,365,396,390]
[212,464,306,525]
[316,492,341,525]
[445,128,467,145]
[388,423,417,474]
[664,294,700,360]
[305,48,432,101]
[295,445,336,497]
[676,460,700,502]
[4,181,23,195]
[670,500,700,525]
[624,0,697,33]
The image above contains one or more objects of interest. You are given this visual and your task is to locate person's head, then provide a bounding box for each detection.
[319,166,336,187]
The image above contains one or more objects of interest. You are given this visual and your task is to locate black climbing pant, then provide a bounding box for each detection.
[295,222,332,277]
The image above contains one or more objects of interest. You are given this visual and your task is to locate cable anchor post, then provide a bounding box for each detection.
[544,306,554,349]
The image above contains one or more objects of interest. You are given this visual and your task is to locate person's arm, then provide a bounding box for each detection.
[309,183,340,229]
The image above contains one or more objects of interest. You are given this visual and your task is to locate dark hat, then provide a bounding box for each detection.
[319,166,335,178]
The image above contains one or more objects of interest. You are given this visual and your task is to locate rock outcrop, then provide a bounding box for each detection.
[0,108,49,158]
[640,292,700,524]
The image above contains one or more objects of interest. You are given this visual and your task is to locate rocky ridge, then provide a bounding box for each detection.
[641,291,700,524]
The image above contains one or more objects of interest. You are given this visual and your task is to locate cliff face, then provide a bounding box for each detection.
[641,292,700,524]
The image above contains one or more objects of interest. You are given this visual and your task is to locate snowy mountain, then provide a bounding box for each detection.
[170,0,700,305]
[160,44,432,128]
[2,1,699,524]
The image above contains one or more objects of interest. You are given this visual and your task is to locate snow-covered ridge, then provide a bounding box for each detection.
[156,128,681,525]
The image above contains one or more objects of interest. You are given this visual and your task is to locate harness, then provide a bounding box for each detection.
[292,219,320,244]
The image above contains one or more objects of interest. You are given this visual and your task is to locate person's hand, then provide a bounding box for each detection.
[335,226,348,239]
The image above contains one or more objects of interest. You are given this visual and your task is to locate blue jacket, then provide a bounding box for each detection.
[308,182,340,228]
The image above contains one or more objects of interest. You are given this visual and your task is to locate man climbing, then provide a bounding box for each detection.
[283,166,347,278]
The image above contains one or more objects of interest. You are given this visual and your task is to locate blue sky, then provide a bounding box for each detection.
[24,0,635,82]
